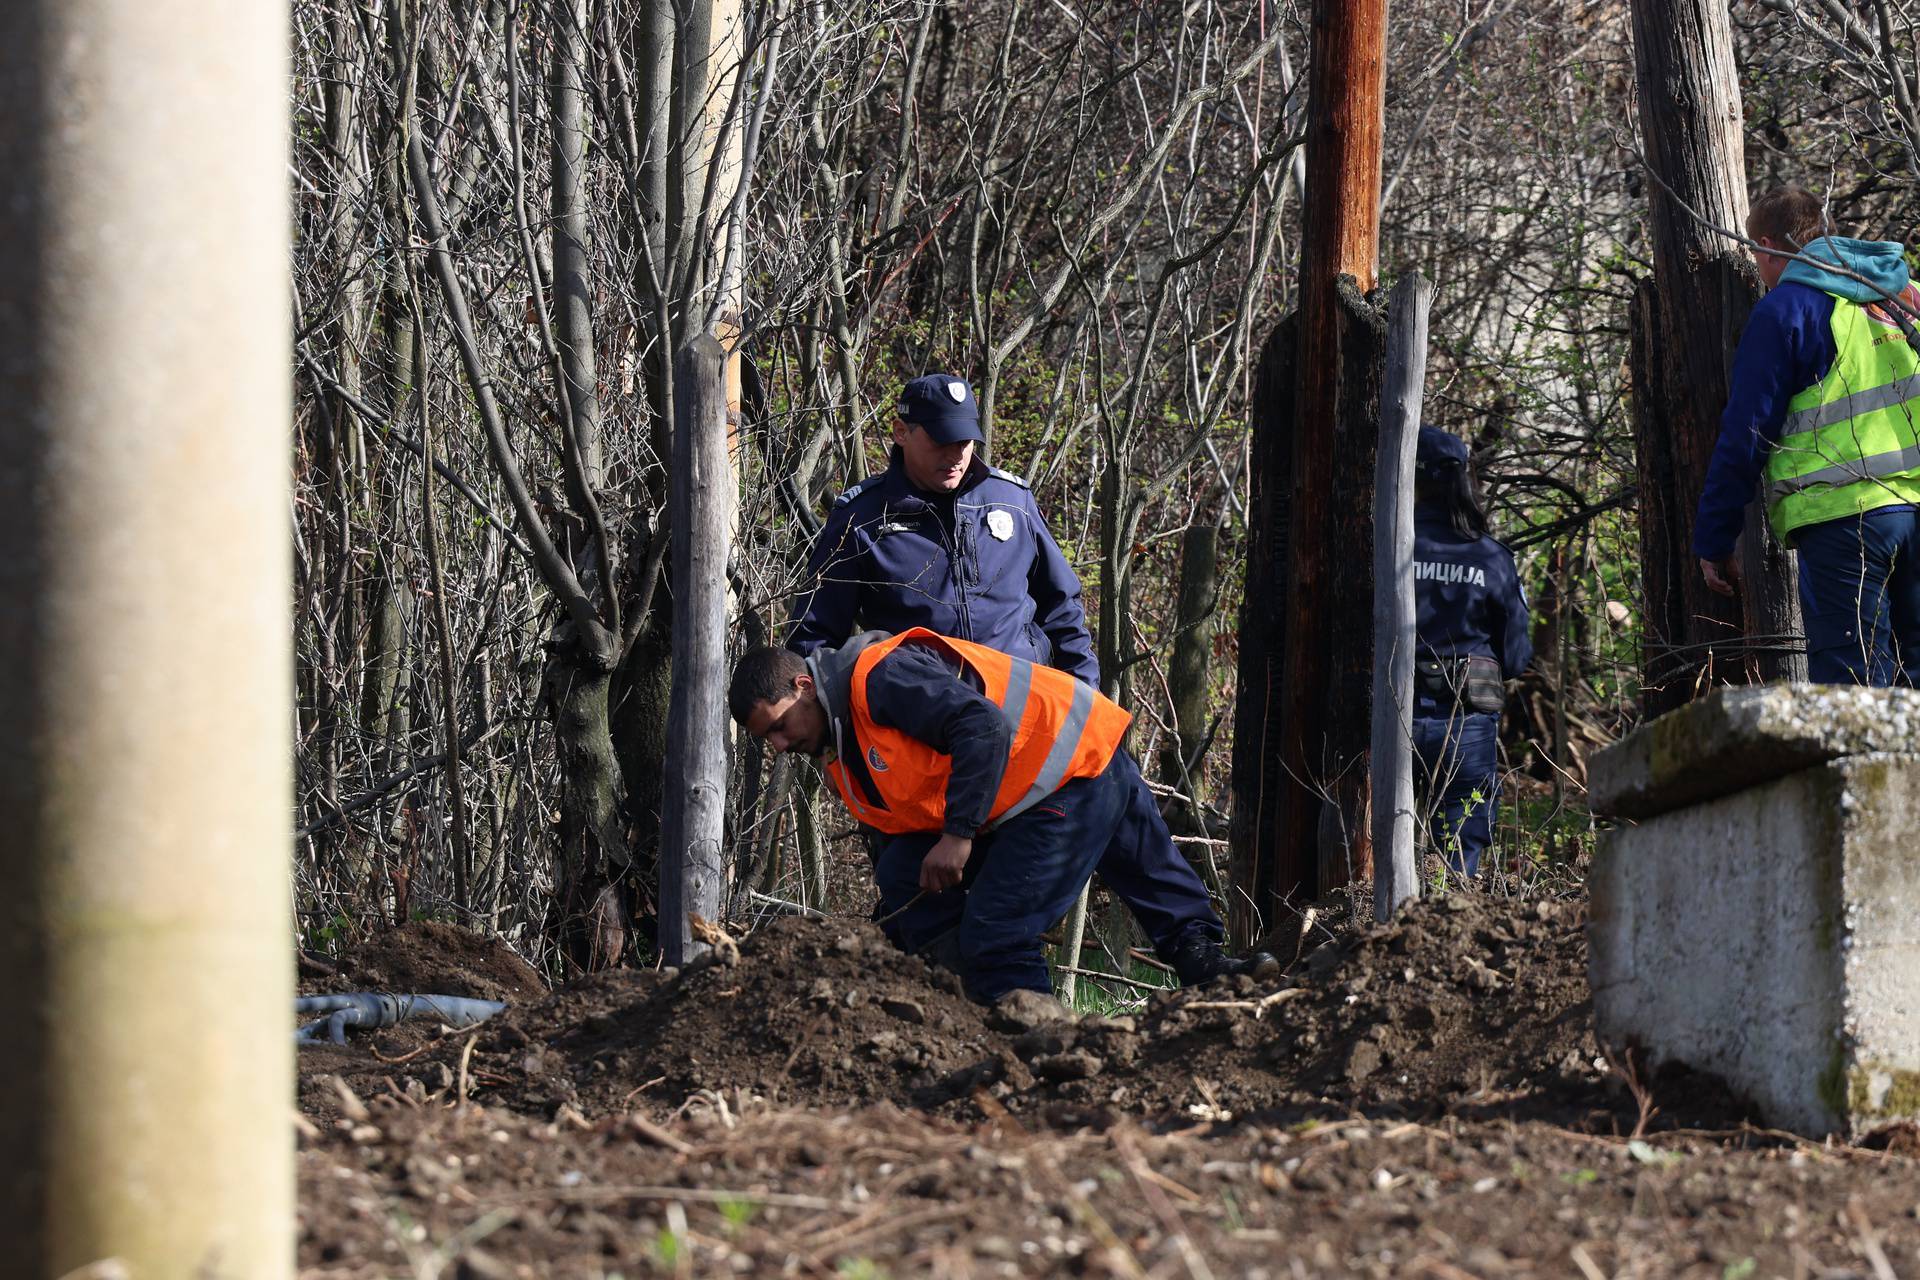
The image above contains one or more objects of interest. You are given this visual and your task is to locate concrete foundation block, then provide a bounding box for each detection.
[1589,686,1920,1138]
[1588,683,1920,820]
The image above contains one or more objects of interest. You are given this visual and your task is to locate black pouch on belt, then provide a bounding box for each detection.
[1414,655,1506,714]
[1461,655,1506,714]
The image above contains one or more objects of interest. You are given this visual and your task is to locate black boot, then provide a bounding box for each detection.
[1170,936,1280,987]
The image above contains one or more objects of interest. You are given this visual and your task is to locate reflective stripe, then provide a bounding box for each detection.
[1770,443,1920,499]
[996,677,1095,822]
[997,655,1032,738]
[1780,370,1920,441]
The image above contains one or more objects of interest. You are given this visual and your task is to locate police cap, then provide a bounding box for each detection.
[897,374,984,444]
[1416,425,1470,473]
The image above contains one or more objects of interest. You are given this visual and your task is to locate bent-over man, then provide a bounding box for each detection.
[730,629,1276,1003]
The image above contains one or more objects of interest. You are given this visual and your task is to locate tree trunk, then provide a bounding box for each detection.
[1161,519,1219,821]
[542,652,627,968]
[1627,0,1802,717]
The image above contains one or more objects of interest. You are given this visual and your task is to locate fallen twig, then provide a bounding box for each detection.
[455,1032,479,1110]
[1055,964,1170,994]
[1127,947,1177,975]
[1115,1129,1216,1280]
[874,890,928,927]
[625,1113,695,1155]
[494,1185,855,1212]
[369,1037,445,1066]
[1845,1198,1899,1280]
[1183,988,1306,1017]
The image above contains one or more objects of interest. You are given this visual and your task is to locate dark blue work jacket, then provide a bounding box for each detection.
[1413,509,1533,717]
[788,451,1100,684]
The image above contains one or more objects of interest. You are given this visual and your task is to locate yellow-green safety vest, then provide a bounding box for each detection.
[1767,283,1920,543]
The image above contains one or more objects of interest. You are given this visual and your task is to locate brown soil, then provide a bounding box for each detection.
[306,919,548,1002]
[297,894,1920,1277]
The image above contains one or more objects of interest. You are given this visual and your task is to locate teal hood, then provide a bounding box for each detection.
[1778,236,1910,303]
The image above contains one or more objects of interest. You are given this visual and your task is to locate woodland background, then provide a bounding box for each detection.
[288,0,1920,974]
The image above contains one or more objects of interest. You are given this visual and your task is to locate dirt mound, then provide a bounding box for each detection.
[481,916,1014,1118]
[310,920,548,1002]
[298,892,1748,1136]
[1115,891,1606,1119]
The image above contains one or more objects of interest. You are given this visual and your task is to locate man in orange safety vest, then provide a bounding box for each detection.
[729,629,1275,1003]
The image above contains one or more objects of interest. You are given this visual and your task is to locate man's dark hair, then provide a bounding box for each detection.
[729,645,808,724]
[1415,465,1490,540]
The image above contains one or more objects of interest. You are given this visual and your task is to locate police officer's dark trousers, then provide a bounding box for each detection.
[1793,507,1920,685]
[1411,712,1500,878]
[872,752,1128,1002]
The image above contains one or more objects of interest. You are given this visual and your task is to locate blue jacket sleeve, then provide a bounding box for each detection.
[864,642,1011,837]
[1023,493,1102,685]
[1692,285,1836,561]
[1494,548,1534,678]
[787,503,863,657]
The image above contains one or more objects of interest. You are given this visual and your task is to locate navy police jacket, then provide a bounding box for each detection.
[1413,509,1533,717]
[788,451,1100,684]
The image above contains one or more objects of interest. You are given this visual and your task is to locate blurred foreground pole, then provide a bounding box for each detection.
[661,336,730,965]
[1372,274,1432,922]
[0,2,292,1277]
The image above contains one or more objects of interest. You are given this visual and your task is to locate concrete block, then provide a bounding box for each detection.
[1590,749,1920,1137]
[1587,683,1920,819]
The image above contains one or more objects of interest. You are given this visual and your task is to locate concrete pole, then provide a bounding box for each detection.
[1372,274,1432,922]
[0,4,292,1278]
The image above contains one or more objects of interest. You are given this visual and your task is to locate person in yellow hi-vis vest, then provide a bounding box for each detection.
[729,629,1276,1005]
[1695,185,1920,684]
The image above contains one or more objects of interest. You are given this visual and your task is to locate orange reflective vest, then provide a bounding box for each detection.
[825,629,1131,836]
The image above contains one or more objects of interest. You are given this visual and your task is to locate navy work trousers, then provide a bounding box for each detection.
[872,750,1142,1001]
[1411,712,1500,878]
[1092,751,1223,956]
[1794,506,1920,686]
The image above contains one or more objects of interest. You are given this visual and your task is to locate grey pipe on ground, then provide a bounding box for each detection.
[294,994,507,1045]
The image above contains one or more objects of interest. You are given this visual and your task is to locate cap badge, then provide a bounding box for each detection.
[946,380,967,403]
[986,510,1014,541]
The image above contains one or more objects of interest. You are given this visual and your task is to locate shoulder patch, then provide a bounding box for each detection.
[986,465,1030,489]
[831,477,878,509]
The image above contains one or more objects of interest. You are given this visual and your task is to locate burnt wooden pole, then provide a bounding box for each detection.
[1231,317,1297,942]
[661,335,731,964]
[1627,0,1802,716]
[0,1,292,1273]
[1241,0,1386,936]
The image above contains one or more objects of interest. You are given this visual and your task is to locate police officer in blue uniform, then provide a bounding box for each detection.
[789,375,1099,679]
[788,373,1271,985]
[1410,426,1533,878]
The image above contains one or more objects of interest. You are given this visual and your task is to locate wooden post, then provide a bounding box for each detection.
[1058,888,1091,1004]
[1372,274,1432,921]
[1274,0,1386,909]
[0,1,292,1274]
[661,335,731,965]
[1627,0,1802,714]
